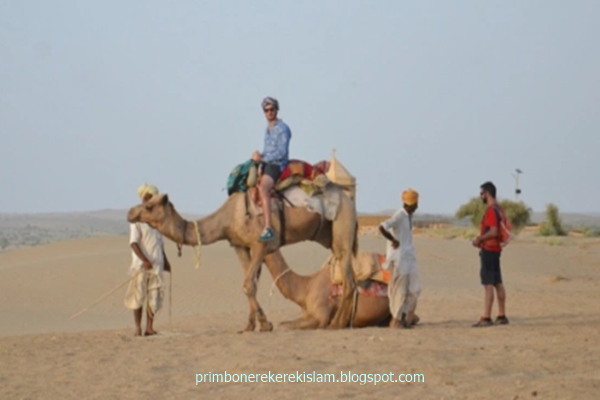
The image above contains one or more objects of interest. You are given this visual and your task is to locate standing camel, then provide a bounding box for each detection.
[264,249,405,329]
[126,187,358,332]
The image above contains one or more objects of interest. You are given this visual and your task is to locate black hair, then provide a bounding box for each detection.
[480,181,496,198]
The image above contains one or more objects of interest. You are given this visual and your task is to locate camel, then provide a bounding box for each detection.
[126,184,358,332]
[263,249,409,329]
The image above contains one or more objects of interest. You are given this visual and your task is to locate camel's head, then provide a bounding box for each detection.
[127,193,173,230]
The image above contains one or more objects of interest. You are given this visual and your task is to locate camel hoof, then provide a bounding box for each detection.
[237,322,255,333]
[328,315,350,330]
[327,320,343,330]
[260,322,273,332]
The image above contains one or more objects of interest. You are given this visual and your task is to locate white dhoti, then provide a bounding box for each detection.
[124,270,164,316]
[388,256,421,320]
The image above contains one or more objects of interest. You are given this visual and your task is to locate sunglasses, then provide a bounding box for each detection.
[263,107,275,113]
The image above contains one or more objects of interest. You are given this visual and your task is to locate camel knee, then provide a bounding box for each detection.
[243,280,257,297]
[316,317,329,329]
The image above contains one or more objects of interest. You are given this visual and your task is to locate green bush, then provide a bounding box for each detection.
[569,225,600,237]
[582,227,600,237]
[455,197,532,232]
[538,203,566,236]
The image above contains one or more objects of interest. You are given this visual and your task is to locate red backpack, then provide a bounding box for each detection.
[493,205,514,248]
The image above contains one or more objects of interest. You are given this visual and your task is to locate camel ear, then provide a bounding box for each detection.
[160,194,169,205]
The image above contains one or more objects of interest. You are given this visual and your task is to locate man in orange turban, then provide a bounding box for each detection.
[379,188,421,328]
[402,189,419,207]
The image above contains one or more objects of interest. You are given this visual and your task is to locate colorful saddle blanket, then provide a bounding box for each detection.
[226,158,330,196]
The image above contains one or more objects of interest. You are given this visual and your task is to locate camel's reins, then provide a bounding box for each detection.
[269,268,291,297]
[178,220,202,269]
[70,268,173,328]
[193,221,202,269]
[69,269,143,320]
[168,266,172,329]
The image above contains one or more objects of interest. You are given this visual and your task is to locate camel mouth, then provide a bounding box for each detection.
[126,208,141,223]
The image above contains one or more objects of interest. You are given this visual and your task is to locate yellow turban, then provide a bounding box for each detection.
[402,188,419,206]
[137,183,159,200]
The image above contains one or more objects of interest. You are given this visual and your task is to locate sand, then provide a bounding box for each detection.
[1,232,599,399]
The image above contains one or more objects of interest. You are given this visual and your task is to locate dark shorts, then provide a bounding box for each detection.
[479,249,502,285]
[262,163,282,182]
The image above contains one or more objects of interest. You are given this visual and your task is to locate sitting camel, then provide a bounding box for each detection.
[264,249,419,329]
[126,184,358,332]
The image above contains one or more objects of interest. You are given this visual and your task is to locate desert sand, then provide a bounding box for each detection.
[1,230,599,399]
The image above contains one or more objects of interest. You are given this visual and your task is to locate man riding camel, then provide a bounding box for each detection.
[251,96,292,242]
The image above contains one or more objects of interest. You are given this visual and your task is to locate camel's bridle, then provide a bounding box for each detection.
[177,219,202,269]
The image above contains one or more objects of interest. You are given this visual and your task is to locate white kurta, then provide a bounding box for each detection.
[128,222,165,275]
[380,208,421,319]
[124,222,166,314]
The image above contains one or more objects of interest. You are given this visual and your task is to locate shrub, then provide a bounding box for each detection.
[582,227,600,237]
[569,225,600,238]
[538,203,567,236]
[455,197,532,232]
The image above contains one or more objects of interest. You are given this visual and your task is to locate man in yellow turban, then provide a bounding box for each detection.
[137,183,159,200]
[379,188,422,328]
[124,183,171,336]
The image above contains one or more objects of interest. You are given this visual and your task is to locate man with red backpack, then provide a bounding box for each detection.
[471,181,510,327]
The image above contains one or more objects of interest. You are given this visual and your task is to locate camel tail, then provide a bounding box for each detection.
[352,221,359,257]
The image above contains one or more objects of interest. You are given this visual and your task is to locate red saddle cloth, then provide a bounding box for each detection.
[267,159,330,186]
[250,159,330,205]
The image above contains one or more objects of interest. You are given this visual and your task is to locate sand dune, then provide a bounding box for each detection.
[1,233,599,399]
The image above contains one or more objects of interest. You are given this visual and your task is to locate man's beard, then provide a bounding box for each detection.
[482,197,488,204]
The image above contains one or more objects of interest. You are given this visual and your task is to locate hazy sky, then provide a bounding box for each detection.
[1,1,599,215]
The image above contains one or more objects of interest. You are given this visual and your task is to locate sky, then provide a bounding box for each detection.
[1,1,599,216]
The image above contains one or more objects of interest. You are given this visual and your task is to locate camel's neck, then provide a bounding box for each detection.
[263,253,309,307]
[163,206,228,246]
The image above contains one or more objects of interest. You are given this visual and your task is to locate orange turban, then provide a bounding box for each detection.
[402,188,419,206]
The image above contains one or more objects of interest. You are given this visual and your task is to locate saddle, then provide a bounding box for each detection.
[247,159,331,207]
[228,158,333,246]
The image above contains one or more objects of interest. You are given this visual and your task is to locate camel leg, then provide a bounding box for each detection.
[242,242,268,299]
[328,227,357,329]
[314,309,332,329]
[327,255,355,329]
[234,246,273,333]
[279,316,321,330]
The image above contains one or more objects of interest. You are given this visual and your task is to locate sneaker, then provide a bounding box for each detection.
[494,315,509,325]
[259,227,275,242]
